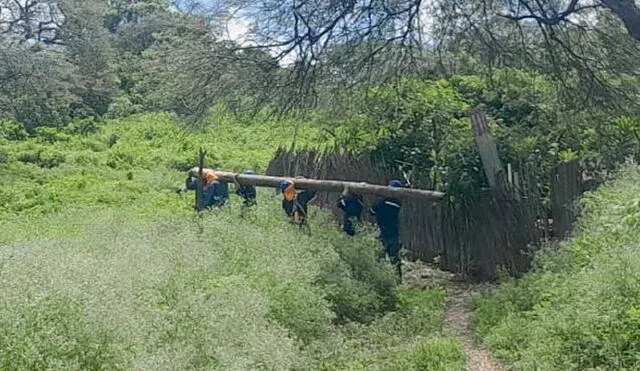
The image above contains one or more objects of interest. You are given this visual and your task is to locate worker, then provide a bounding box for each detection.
[336,187,364,236]
[370,180,403,280]
[181,168,228,209]
[182,167,213,192]
[279,179,316,228]
[206,172,229,208]
[234,169,257,215]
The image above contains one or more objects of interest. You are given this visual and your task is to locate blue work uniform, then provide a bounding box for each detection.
[337,194,364,236]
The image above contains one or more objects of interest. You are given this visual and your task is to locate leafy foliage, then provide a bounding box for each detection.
[471,165,640,370]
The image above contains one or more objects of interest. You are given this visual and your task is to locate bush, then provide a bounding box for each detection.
[305,287,460,370]
[397,338,465,371]
[0,147,9,164]
[318,230,398,324]
[35,126,72,143]
[266,282,336,344]
[471,165,640,371]
[0,119,28,141]
[0,296,130,370]
[0,206,411,370]
[106,148,137,169]
[66,117,101,136]
[106,96,144,119]
[17,147,66,168]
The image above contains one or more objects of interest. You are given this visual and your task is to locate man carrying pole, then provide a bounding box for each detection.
[336,187,364,236]
[279,179,317,232]
[370,180,404,281]
[180,167,229,209]
[234,169,258,217]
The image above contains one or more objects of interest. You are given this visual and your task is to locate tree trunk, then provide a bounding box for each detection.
[601,0,640,41]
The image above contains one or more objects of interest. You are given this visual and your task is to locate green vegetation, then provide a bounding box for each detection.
[0,111,320,218]
[0,114,463,370]
[471,165,640,370]
[5,0,640,369]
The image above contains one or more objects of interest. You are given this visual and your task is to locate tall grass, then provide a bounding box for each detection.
[471,165,640,371]
[0,112,321,217]
[0,196,463,370]
[1,113,463,370]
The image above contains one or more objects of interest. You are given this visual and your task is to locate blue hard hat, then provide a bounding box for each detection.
[243,169,255,175]
[279,180,292,192]
[389,180,402,188]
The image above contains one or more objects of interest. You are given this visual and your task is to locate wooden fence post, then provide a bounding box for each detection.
[551,160,582,239]
[195,148,206,212]
[471,107,506,192]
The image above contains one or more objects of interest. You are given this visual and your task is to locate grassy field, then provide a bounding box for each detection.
[0,111,321,218]
[471,165,640,371]
[0,114,464,370]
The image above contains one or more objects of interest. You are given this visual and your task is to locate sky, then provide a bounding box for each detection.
[217,0,437,66]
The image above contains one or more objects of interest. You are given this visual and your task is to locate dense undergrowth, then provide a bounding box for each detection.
[0,110,320,217]
[471,165,640,371]
[0,114,464,370]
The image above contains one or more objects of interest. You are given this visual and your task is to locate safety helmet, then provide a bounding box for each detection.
[389,180,402,188]
[279,180,293,192]
[243,169,255,175]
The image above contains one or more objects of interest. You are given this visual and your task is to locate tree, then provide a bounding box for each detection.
[0,0,64,44]
[59,0,117,116]
[0,42,79,130]
[208,0,640,112]
[500,0,640,42]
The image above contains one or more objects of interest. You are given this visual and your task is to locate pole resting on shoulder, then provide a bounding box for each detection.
[208,170,445,201]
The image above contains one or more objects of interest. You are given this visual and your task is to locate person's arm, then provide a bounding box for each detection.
[370,199,381,216]
[299,190,317,204]
[185,177,197,191]
[336,196,346,210]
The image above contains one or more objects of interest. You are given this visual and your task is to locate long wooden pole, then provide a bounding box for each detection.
[205,170,446,201]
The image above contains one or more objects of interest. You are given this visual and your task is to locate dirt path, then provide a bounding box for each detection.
[403,261,505,371]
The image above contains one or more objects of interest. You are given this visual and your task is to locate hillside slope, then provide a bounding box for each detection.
[472,165,640,371]
[0,115,463,370]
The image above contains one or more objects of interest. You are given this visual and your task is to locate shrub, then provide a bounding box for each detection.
[472,165,640,371]
[66,117,101,136]
[106,96,144,119]
[0,296,130,370]
[106,149,136,169]
[397,338,465,371]
[0,146,9,164]
[17,147,66,168]
[35,126,71,143]
[0,119,28,141]
[266,282,336,344]
[71,151,102,167]
[318,231,398,324]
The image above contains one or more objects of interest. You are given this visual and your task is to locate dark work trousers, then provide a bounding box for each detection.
[378,236,402,280]
[343,215,358,236]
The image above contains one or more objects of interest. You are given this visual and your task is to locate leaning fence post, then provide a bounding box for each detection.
[471,106,506,192]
